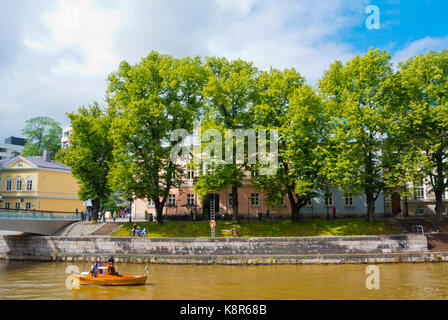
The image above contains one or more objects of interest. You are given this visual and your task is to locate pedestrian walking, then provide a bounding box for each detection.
[332,205,337,219]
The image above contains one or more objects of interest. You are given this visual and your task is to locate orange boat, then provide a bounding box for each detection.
[71,263,147,286]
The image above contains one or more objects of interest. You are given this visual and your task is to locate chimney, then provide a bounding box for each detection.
[42,148,51,161]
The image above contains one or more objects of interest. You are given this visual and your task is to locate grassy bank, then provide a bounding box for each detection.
[111,219,402,237]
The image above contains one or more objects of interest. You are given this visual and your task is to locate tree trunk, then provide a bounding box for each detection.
[287,191,299,222]
[366,191,375,222]
[435,190,444,222]
[91,199,100,222]
[155,201,165,224]
[231,185,239,223]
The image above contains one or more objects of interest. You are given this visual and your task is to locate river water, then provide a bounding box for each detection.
[1,260,448,300]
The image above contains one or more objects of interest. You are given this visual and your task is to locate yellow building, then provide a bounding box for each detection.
[0,151,85,213]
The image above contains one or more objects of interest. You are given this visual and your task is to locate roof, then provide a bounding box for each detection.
[25,156,72,171]
[0,156,71,172]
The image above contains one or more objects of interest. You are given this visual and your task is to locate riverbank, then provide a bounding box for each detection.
[111,219,402,237]
[1,233,443,265]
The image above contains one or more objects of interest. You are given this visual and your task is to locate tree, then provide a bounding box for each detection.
[252,68,329,221]
[21,116,62,158]
[319,48,399,222]
[64,103,114,221]
[397,50,448,221]
[194,57,259,223]
[107,51,206,224]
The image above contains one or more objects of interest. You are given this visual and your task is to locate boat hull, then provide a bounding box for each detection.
[71,274,147,286]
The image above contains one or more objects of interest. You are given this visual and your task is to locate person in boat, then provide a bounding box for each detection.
[90,260,99,277]
[108,256,115,265]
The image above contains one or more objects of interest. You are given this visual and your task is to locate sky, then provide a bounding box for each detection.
[0,0,447,140]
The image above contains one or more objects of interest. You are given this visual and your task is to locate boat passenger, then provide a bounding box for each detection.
[108,256,115,265]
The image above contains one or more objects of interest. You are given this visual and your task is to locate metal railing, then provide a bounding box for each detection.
[0,208,81,221]
[412,225,424,234]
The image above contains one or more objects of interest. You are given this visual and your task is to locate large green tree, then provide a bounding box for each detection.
[319,48,399,222]
[64,103,114,221]
[194,57,259,223]
[397,50,448,221]
[21,116,62,158]
[252,68,329,221]
[107,51,206,224]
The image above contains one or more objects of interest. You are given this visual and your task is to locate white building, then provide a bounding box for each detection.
[61,127,72,148]
[0,143,24,161]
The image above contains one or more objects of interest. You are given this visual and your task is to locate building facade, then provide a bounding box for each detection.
[0,150,85,213]
[132,170,386,220]
[0,136,25,161]
[385,179,448,217]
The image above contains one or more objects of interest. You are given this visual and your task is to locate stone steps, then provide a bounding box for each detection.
[427,234,448,252]
[394,218,440,234]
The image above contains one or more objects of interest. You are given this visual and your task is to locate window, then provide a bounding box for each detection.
[250,193,260,207]
[26,177,33,191]
[4,203,10,209]
[15,202,20,210]
[168,194,176,206]
[228,194,233,206]
[416,206,425,215]
[187,166,195,180]
[187,194,195,206]
[325,193,333,207]
[17,163,24,168]
[147,199,155,207]
[16,177,22,191]
[25,202,31,210]
[5,177,12,191]
[415,180,425,200]
[344,193,354,207]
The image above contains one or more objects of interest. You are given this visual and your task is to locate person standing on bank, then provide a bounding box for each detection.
[332,205,337,219]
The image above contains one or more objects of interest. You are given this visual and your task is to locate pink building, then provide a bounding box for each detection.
[131,175,291,220]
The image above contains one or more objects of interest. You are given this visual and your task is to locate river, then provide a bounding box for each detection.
[0,260,448,299]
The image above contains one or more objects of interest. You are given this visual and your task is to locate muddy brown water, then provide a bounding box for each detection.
[1,260,448,299]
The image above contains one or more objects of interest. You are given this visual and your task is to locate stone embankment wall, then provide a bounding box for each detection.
[0,234,438,264]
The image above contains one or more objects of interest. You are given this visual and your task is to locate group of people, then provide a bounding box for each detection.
[78,209,130,222]
[131,224,147,237]
[89,256,118,277]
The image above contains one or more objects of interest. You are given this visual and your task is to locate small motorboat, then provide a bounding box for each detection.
[71,263,147,286]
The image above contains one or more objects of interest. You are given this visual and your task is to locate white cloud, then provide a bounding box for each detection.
[392,36,448,66]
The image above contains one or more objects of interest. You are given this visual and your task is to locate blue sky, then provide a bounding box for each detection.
[0,0,447,140]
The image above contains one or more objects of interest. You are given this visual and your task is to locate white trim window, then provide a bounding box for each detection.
[26,176,33,191]
[25,202,31,210]
[16,177,22,191]
[5,177,12,191]
[187,165,195,180]
[147,199,155,207]
[187,194,195,206]
[168,194,176,206]
[4,202,10,209]
[344,193,354,207]
[415,180,425,200]
[250,193,260,207]
[325,193,333,207]
[15,202,20,210]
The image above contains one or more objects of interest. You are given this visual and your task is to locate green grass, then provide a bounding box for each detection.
[111,219,402,238]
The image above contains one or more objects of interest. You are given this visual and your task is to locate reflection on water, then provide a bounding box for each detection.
[0,260,448,300]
